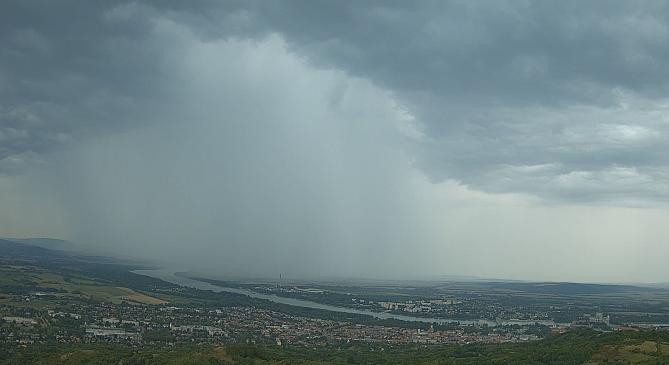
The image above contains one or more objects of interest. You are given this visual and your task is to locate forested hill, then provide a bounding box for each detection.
[0,239,66,260]
[2,329,669,364]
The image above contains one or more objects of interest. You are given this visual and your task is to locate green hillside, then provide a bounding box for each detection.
[2,330,669,364]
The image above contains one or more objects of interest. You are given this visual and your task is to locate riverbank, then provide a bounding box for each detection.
[134,269,558,327]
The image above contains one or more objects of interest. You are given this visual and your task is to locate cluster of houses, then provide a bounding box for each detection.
[378,299,459,313]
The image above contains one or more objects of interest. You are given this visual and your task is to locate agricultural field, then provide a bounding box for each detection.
[0,263,166,305]
[585,340,669,364]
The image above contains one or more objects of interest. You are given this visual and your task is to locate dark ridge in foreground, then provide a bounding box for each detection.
[2,330,669,364]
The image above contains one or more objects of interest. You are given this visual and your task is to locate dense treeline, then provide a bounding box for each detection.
[3,329,669,364]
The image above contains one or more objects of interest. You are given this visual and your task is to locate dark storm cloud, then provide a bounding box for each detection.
[4,1,669,282]
[251,1,669,102]
[226,0,669,202]
[0,1,172,168]
[2,0,669,202]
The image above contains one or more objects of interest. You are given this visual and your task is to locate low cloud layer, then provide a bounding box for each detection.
[2,1,669,281]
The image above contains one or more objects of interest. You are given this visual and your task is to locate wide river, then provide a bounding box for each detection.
[134,269,557,327]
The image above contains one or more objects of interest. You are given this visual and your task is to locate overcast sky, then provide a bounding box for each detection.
[2,1,669,282]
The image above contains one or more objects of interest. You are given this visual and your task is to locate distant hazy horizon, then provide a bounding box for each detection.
[2,1,669,283]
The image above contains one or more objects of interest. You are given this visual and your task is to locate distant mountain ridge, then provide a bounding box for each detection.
[0,238,149,268]
[488,281,657,295]
[2,237,76,251]
[0,238,70,260]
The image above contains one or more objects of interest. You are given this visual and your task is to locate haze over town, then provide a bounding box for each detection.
[2,1,669,283]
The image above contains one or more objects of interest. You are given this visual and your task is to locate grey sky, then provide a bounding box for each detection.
[1,1,669,282]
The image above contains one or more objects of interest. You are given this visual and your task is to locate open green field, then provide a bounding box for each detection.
[0,263,167,305]
[585,340,669,364]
